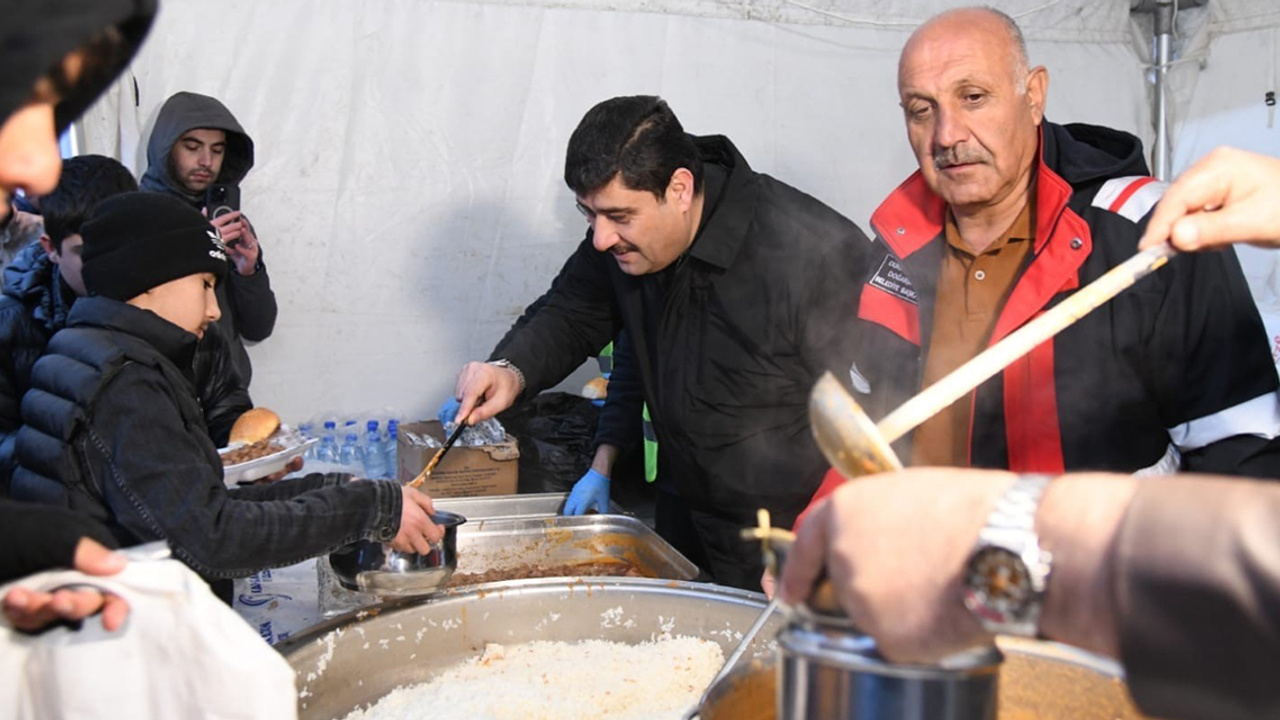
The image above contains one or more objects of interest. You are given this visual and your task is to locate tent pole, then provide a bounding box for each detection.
[1152,0,1175,181]
[1134,0,1206,179]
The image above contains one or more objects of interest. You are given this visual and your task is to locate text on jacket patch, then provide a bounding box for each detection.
[869,254,918,304]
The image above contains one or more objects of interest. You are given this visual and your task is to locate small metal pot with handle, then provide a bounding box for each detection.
[693,519,1001,720]
[775,606,1001,720]
[327,510,466,596]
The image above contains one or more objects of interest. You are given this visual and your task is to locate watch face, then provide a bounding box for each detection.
[963,546,1033,623]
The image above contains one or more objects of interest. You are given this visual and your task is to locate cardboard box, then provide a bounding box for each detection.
[397,420,519,498]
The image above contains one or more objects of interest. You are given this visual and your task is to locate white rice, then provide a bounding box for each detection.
[338,636,724,720]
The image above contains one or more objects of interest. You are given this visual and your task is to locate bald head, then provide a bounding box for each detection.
[901,7,1030,94]
[896,6,1048,231]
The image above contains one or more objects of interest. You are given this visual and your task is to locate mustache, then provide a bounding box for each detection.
[933,145,992,170]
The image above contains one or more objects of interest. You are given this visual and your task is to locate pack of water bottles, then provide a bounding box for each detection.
[296,410,402,479]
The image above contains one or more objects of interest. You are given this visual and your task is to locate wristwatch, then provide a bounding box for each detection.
[962,474,1054,637]
[487,358,526,394]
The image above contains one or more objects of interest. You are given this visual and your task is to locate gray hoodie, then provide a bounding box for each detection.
[140,92,255,201]
[140,92,276,385]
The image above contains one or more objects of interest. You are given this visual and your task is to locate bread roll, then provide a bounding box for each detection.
[229,407,281,445]
[582,376,609,400]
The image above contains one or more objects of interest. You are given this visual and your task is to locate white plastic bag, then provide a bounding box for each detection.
[0,552,297,720]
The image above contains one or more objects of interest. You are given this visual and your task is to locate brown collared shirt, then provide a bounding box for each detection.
[912,202,1034,466]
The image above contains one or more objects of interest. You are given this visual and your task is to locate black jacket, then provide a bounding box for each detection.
[853,121,1280,476]
[11,297,401,579]
[0,243,252,494]
[492,135,873,520]
[140,91,276,384]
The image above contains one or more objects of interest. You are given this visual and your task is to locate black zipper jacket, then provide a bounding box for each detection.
[492,135,874,520]
[11,297,402,580]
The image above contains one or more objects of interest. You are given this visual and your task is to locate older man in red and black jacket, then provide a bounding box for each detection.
[840,8,1280,483]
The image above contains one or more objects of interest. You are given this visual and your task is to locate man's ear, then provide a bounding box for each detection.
[39,234,59,263]
[667,167,696,210]
[1026,65,1049,125]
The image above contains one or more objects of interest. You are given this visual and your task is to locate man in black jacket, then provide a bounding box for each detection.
[447,96,874,589]
[0,155,255,493]
[139,91,277,386]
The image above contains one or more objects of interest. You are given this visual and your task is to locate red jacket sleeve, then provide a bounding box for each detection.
[792,467,846,531]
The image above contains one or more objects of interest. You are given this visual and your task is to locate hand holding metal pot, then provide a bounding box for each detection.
[779,468,1137,665]
[392,486,444,554]
[779,469,1011,663]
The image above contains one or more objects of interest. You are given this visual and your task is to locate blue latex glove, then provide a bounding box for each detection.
[438,396,462,426]
[564,469,611,515]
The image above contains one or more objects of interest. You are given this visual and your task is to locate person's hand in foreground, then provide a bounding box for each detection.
[778,468,1136,663]
[1140,147,1280,252]
[3,537,130,633]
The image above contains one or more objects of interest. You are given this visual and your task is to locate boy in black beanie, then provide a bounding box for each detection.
[11,192,442,601]
[0,155,255,477]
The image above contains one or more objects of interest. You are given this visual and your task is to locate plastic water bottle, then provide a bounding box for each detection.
[298,421,316,460]
[383,419,399,479]
[362,420,386,478]
[316,421,340,463]
[339,432,363,467]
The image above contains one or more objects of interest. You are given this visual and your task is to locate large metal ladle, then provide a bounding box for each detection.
[407,415,470,489]
[811,242,1176,480]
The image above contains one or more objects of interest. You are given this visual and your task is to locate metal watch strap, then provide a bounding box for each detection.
[980,474,1052,543]
[966,473,1054,637]
[487,359,526,393]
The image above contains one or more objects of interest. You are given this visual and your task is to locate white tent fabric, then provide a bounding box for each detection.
[74,0,1272,422]
[1170,1,1280,366]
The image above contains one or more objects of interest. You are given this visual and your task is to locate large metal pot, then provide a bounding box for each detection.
[279,578,1152,720]
[279,578,783,720]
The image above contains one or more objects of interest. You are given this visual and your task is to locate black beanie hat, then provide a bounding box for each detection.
[81,192,229,301]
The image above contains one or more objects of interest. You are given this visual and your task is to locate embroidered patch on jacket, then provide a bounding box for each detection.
[868,254,918,305]
[1092,176,1168,223]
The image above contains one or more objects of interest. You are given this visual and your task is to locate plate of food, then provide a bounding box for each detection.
[218,408,317,486]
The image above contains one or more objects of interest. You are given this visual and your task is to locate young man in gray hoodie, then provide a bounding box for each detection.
[139,91,277,385]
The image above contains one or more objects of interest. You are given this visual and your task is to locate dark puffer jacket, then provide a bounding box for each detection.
[12,297,402,579]
[0,243,253,495]
[0,243,73,494]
